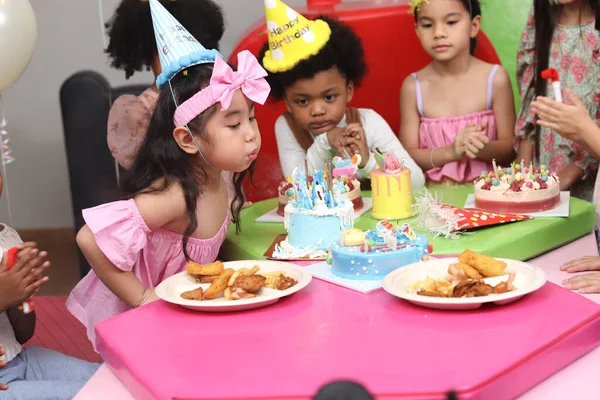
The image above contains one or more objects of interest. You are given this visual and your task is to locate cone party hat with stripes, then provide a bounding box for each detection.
[149,0,221,89]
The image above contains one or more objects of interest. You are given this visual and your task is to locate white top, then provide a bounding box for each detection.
[275,108,425,188]
[0,224,24,363]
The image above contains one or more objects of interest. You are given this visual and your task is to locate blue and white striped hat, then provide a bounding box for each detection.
[149,0,221,89]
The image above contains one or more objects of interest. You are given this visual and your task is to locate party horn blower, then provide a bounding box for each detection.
[7,247,34,314]
[541,68,562,103]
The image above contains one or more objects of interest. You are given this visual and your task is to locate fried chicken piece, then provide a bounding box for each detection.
[275,275,298,290]
[194,275,219,284]
[181,287,204,301]
[233,275,266,294]
[186,261,224,277]
[458,249,506,277]
[452,281,493,298]
[449,263,482,280]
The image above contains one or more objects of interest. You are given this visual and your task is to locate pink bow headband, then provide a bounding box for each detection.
[173,50,271,127]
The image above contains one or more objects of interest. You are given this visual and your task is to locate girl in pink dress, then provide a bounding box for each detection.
[399,0,515,186]
[67,36,270,345]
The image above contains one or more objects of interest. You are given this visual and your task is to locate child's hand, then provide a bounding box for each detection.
[136,287,160,308]
[343,123,369,168]
[454,125,488,159]
[0,344,7,390]
[0,243,50,311]
[326,127,353,159]
[563,272,600,294]
[561,256,600,273]
[531,88,590,141]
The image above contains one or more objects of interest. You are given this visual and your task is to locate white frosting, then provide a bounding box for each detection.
[272,237,327,259]
[474,179,560,202]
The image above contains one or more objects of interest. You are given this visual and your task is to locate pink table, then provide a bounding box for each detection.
[75,233,600,400]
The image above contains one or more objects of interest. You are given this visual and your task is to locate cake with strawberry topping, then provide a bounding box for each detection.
[474,161,560,213]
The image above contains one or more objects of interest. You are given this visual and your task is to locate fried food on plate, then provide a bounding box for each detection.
[186,260,224,277]
[195,275,219,284]
[448,263,482,280]
[458,249,506,277]
[233,275,266,293]
[181,287,204,301]
[276,275,298,290]
[204,268,234,300]
[408,277,452,297]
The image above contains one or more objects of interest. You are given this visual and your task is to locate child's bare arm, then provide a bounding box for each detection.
[476,67,516,164]
[77,189,185,307]
[7,308,35,344]
[398,76,459,172]
[516,139,533,165]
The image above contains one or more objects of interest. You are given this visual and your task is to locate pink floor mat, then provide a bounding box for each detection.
[24,296,101,363]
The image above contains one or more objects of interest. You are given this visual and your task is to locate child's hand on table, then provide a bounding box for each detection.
[563,273,600,294]
[0,242,50,311]
[0,344,7,390]
[561,256,600,273]
[135,287,160,308]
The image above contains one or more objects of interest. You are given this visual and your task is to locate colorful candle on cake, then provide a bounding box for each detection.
[492,159,498,178]
[541,68,562,103]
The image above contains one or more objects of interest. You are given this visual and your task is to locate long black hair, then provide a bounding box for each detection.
[531,0,600,157]
[120,63,251,260]
[413,0,482,55]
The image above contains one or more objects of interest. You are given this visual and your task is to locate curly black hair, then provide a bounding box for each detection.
[105,0,225,79]
[259,15,367,101]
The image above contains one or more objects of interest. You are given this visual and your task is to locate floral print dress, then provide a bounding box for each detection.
[515,8,600,201]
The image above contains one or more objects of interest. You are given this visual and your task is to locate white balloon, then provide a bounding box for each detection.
[0,0,37,92]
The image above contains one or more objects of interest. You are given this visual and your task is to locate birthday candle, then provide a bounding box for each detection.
[492,159,498,178]
[520,160,525,176]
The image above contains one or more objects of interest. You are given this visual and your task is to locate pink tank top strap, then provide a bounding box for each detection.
[486,64,500,110]
[411,73,424,117]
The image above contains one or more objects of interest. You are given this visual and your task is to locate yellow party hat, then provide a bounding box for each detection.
[262,0,332,73]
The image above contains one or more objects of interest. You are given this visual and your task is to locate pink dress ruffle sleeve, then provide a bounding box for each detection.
[66,199,230,348]
[107,88,159,170]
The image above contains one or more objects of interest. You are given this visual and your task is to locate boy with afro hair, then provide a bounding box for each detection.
[259,1,423,187]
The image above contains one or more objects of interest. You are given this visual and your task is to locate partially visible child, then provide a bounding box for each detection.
[515,0,600,201]
[399,0,515,186]
[67,1,270,346]
[0,171,99,398]
[105,0,224,170]
[258,0,425,187]
[532,88,600,293]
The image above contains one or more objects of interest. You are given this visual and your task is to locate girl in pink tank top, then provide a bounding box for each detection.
[400,0,516,185]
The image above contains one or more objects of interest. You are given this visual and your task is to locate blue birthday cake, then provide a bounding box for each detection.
[273,167,354,259]
[329,221,431,280]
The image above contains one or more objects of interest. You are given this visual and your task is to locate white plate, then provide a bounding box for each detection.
[382,257,547,310]
[156,260,312,312]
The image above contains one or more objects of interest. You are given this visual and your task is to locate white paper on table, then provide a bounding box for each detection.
[256,197,373,223]
[464,191,570,218]
[305,261,383,294]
